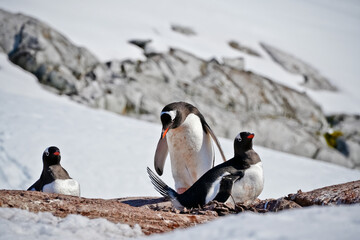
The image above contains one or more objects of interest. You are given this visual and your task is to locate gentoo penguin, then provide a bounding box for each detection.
[154,102,226,194]
[148,132,264,209]
[27,146,80,197]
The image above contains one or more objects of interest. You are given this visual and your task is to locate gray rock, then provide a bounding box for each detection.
[260,42,337,91]
[98,48,350,167]
[0,9,99,94]
[228,40,261,57]
[0,9,356,168]
[128,39,159,58]
[171,24,196,36]
[326,114,360,169]
[222,57,245,71]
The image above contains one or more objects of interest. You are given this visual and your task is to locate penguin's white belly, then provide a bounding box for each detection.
[167,113,214,190]
[229,162,264,204]
[43,179,80,197]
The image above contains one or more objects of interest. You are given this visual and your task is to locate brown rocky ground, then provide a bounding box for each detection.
[0,180,359,235]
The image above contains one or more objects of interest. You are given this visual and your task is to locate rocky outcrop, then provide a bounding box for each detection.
[0,190,216,235]
[0,9,99,95]
[87,48,352,167]
[0,8,357,168]
[0,181,359,235]
[285,180,360,206]
[260,42,337,91]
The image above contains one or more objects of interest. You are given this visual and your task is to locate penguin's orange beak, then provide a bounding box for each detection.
[162,127,169,139]
[54,152,60,156]
[247,133,254,139]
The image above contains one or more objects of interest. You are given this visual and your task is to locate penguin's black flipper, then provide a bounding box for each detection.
[27,178,42,191]
[147,167,178,200]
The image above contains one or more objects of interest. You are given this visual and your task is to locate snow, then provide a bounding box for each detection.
[1,49,360,239]
[0,1,360,239]
[145,205,360,240]
[1,0,359,114]
[0,207,143,240]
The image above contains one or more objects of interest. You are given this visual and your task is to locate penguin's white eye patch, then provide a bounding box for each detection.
[161,110,177,121]
[44,147,50,156]
[236,134,242,142]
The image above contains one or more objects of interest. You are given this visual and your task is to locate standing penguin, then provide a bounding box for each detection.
[27,146,80,197]
[148,132,264,209]
[154,102,226,194]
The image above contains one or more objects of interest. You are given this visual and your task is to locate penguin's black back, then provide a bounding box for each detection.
[27,165,71,191]
[176,157,249,208]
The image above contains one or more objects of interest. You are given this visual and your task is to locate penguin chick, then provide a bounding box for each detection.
[27,146,80,197]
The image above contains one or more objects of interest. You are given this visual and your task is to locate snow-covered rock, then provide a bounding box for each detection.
[260,42,337,91]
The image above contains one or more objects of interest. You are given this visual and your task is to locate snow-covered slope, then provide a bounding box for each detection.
[1,0,359,114]
[1,53,359,199]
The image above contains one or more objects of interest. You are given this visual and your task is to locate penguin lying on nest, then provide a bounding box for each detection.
[148,132,263,209]
[28,146,80,197]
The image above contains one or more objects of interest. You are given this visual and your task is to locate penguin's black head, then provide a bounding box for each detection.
[234,132,254,155]
[43,146,61,166]
[159,102,187,139]
[160,109,178,139]
[159,102,202,139]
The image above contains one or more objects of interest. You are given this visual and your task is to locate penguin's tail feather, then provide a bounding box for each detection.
[147,167,178,200]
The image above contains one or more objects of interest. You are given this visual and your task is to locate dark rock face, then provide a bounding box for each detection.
[0,9,357,168]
